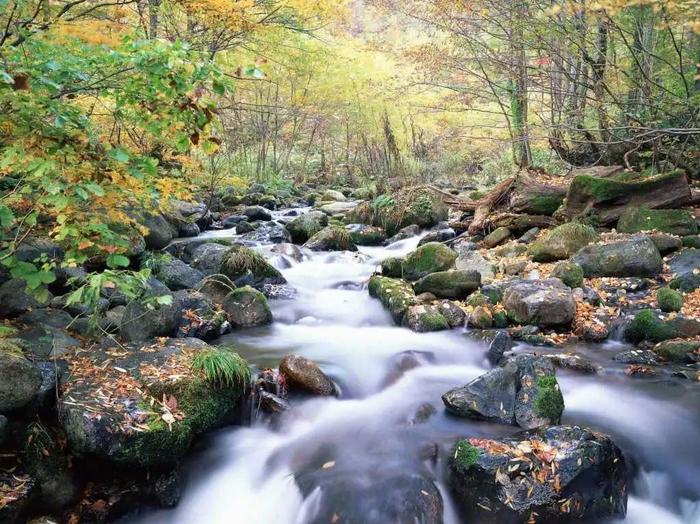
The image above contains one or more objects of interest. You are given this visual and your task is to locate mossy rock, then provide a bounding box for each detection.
[482,227,511,248]
[624,310,677,345]
[368,275,417,324]
[617,207,698,236]
[413,270,481,299]
[550,261,584,289]
[451,440,481,474]
[656,287,683,313]
[681,236,700,249]
[466,292,489,307]
[467,306,493,329]
[528,222,598,262]
[404,305,451,332]
[533,376,565,422]
[222,286,272,327]
[304,226,358,252]
[285,211,328,243]
[572,235,663,278]
[403,242,457,281]
[653,340,700,363]
[525,194,566,216]
[220,244,285,287]
[381,256,405,278]
[492,310,508,328]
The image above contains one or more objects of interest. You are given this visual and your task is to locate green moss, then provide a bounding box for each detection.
[368,275,417,324]
[654,340,700,363]
[492,310,508,328]
[0,326,18,338]
[617,207,697,236]
[466,292,489,307]
[551,261,584,288]
[528,194,565,216]
[403,242,457,281]
[191,347,250,389]
[657,288,683,313]
[468,189,486,201]
[681,236,700,249]
[381,256,405,278]
[534,376,564,422]
[468,306,493,329]
[221,245,282,281]
[624,309,677,344]
[419,310,451,331]
[452,440,481,474]
[570,171,687,203]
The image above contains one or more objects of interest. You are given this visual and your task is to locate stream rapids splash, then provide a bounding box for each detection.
[132,225,700,524]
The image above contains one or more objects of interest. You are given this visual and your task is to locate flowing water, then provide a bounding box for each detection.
[133,221,700,524]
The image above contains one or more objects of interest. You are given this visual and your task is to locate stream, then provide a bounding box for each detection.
[133,221,700,524]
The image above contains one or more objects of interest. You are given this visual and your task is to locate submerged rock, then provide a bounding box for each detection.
[279,354,336,396]
[448,425,627,523]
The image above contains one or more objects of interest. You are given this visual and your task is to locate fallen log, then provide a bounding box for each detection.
[468,177,516,234]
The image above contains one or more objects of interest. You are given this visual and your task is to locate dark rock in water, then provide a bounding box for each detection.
[235,221,255,234]
[448,425,627,523]
[502,278,576,327]
[437,300,467,328]
[240,222,291,244]
[197,275,237,304]
[257,391,290,414]
[59,338,248,466]
[442,355,563,429]
[279,354,336,396]
[614,349,660,366]
[145,253,204,291]
[0,341,42,414]
[242,205,272,221]
[404,304,451,332]
[487,331,512,364]
[262,283,297,300]
[221,215,248,229]
[402,242,457,281]
[386,224,421,244]
[413,269,480,299]
[0,278,51,318]
[179,222,200,238]
[382,350,435,386]
[220,244,286,289]
[120,279,182,342]
[154,467,183,508]
[270,242,304,262]
[368,276,417,325]
[545,353,600,374]
[304,226,358,252]
[572,234,663,278]
[0,471,37,523]
[295,464,443,524]
[189,243,229,275]
[222,286,272,327]
[346,223,387,246]
[418,228,455,246]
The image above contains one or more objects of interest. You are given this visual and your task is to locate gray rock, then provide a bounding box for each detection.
[487,331,512,364]
[502,278,576,327]
[279,354,336,396]
[0,279,51,318]
[222,286,272,327]
[197,275,237,304]
[285,211,328,243]
[119,280,182,342]
[386,224,421,244]
[221,215,248,229]
[437,300,467,328]
[668,248,700,292]
[482,226,511,248]
[518,227,540,243]
[0,345,42,413]
[573,235,663,278]
[418,228,455,246]
[189,243,229,275]
[455,250,495,282]
[240,222,291,244]
[148,255,204,291]
[648,233,683,256]
[304,226,357,252]
[404,305,451,332]
[413,270,481,299]
[242,205,272,221]
[346,224,387,246]
[174,289,229,339]
[317,201,359,215]
[142,212,177,249]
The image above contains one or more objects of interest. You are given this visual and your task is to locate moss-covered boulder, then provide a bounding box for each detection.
[624,310,677,344]
[413,270,481,299]
[0,341,42,414]
[368,276,416,324]
[656,287,683,313]
[467,305,493,329]
[648,233,683,256]
[222,286,272,327]
[381,256,405,278]
[59,339,249,466]
[682,235,700,248]
[285,211,329,243]
[304,226,358,252]
[402,242,457,281]
[403,305,451,332]
[573,235,663,278]
[141,252,204,291]
[550,261,584,288]
[220,244,286,288]
[448,425,626,523]
[617,207,697,236]
[319,189,347,202]
[653,340,700,364]
[528,222,598,262]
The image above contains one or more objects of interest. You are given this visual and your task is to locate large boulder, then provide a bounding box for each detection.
[0,279,51,318]
[120,280,182,342]
[59,339,248,466]
[448,425,627,523]
[319,189,347,202]
[403,242,457,281]
[617,207,698,236]
[503,279,576,327]
[443,355,563,429]
[572,234,663,278]
[239,222,291,244]
[141,212,177,249]
[222,286,272,327]
[285,211,328,243]
[144,253,204,291]
[455,247,495,282]
[413,270,481,299]
[0,341,42,414]
[304,226,358,252]
[189,242,229,275]
[368,276,417,324]
[279,354,336,396]
[528,222,598,262]
[242,205,272,221]
[220,245,286,288]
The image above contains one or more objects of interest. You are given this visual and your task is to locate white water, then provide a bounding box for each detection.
[134,226,700,524]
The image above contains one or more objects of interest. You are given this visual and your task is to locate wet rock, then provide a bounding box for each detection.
[0,341,42,414]
[404,304,451,332]
[179,222,200,238]
[573,234,663,278]
[279,354,336,396]
[614,349,660,365]
[413,269,480,299]
[617,207,697,236]
[346,224,387,246]
[197,275,237,304]
[368,276,417,324]
[448,425,627,523]
[222,286,272,327]
[443,355,563,429]
[503,278,576,328]
[59,338,248,465]
[518,227,539,243]
[437,300,467,328]
[382,350,435,385]
[270,242,304,262]
[304,226,358,252]
[403,242,457,281]
[386,224,421,244]
[120,280,182,342]
[410,403,437,425]
[174,289,229,339]
[0,279,51,318]
[189,242,229,275]
[241,222,291,244]
[242,205,272,221]
[221,215,248,229]
[141,212,177,250]
[654,340,700,364]
[529,222,598,262]
[154,468,183,508]
[418,228,456,246]
[14,308,80,359]
[546,353,599,374]
[220,244,286,289]
[482,226,511,248]
[0,415,6,445]
[487,331,512,364]
[235,221,255,234]
[285,211,328,243]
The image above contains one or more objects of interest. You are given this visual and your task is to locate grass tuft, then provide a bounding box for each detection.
[191,347,250,390]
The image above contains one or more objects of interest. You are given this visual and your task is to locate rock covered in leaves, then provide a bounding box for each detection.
[572,234,663,278]
[442,355,564,429]
[279,354,336,396]
[448,425,627,523]
[502,278,576,328]
[58,338,248,466]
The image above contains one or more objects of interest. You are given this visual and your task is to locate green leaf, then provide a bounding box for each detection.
[155,294,173,306]
[109,148,130,163]
[75,186,89,200]
[106,254,130,268]
[0,205,15,228]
